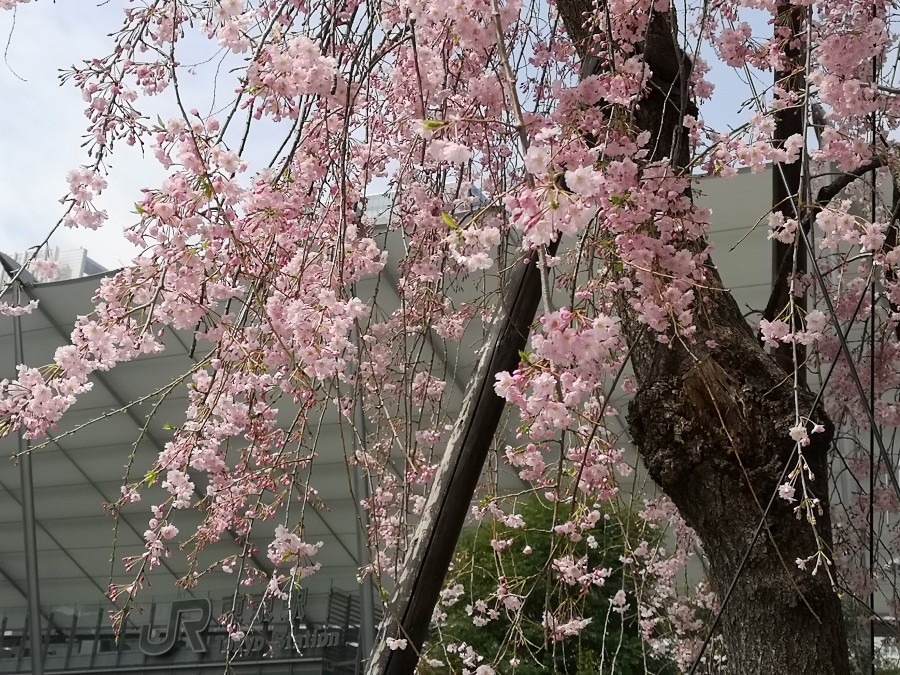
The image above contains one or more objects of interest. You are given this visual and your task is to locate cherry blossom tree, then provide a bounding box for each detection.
[2,0,900,673]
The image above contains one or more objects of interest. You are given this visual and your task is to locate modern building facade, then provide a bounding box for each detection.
[1,247,106,284]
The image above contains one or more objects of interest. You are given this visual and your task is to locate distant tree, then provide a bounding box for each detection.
[419,497,677,674]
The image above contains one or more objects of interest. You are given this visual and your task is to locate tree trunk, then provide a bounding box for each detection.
[768,0,807,379]
[556,2,851,672]
[627,268,850,674]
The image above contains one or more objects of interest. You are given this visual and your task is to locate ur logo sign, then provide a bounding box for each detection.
[139,598,212,656]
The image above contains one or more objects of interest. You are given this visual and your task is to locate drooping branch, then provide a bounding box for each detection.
[763,158,885,323]
[885,169,900,339]
[366,242,559,675]
[816,160,885,207]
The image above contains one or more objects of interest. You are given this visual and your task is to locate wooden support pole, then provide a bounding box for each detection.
[366,242,556,675]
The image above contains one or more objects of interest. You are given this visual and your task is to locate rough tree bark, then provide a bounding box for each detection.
[555,2,851,672]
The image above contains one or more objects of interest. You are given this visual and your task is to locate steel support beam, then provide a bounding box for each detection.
[13,280,44,675]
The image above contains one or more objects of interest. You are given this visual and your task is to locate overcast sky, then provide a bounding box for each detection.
[0,3,149,268]
[0,3,760,272]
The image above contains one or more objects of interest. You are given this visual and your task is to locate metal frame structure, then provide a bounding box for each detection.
[2,256,43,675]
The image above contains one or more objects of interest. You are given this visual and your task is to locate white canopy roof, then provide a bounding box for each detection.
[0,266,368,624]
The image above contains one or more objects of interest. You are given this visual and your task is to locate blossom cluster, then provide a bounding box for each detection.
[6,0,900,668]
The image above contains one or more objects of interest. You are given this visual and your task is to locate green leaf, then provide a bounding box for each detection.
[441,212,459,229]
[199,176,214,199]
